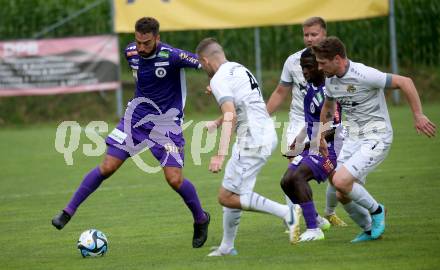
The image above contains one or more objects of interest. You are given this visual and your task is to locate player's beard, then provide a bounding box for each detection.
[138,41,158,58]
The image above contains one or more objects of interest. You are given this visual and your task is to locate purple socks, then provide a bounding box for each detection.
[64,167,107,216]
[300,201,318,229]
[176,179,206,224]
[64,170,205,225]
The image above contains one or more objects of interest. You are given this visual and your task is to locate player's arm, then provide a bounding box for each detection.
[266,83,292,115]
[209,101,237,173]
[283,121,336,159]
[173,48,201,69]
[205,115,223,133]
[318,97,337,156]
[124,43,139,81]
[389,74,436,137]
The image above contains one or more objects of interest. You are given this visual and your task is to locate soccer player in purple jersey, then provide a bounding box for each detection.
[267,17,346,228]
[280,48,343,243]
[52,17,210,248]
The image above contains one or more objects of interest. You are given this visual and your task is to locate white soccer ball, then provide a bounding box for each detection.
[77,229,108,257]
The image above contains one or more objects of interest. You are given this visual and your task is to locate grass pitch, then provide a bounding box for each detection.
[0,104,439,270]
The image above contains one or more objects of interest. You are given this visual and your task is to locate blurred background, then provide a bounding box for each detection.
[0,0,438,126]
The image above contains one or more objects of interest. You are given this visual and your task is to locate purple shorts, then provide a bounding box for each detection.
[105,117,185,168]
[288,150,336,183]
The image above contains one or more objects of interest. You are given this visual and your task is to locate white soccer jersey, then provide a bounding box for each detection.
[280,48,308,124]
[325,60,393,136]
[210,61,275,148]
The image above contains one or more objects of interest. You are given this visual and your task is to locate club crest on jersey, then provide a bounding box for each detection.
[346,84,356,93]
[310,102,315,114]
[155,67,167,78]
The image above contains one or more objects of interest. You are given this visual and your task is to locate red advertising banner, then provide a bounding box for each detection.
[0,35,120,96]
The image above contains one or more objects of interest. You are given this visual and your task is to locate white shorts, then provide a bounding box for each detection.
[222,138,277,195]
[336,133,393,184]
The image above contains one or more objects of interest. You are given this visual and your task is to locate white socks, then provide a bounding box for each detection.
[219,207,242,252]
[343,201,372,231]
[240,192,288,219]
[325,183,338,216]
[347,182,379,213]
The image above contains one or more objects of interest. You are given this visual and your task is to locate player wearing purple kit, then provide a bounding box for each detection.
[280,48,342,243]
[52,17,210,248]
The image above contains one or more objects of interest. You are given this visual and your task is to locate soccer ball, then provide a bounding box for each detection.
[77,229,108,257]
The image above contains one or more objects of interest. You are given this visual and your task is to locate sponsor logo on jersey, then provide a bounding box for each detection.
[323,158,334,173]
[316,92,324,103]
[179,52,198,64]
[108,128,127,144]
[155,67,167,78]
[158,50,170,58]
[127,50,138,57]
[155,61,169,67]
[347,84,356,93]
[164,143,183,154]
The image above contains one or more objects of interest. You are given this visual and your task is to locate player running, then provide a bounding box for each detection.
[196,38,300,256]
[280,48,343,243]
[52,17,210,248]
[266,17,346,228]
[314,36,436,242]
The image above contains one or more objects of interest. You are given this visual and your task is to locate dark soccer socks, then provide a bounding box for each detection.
[192,211,210,248]
[372,205,383,215]
[51,210,71,230]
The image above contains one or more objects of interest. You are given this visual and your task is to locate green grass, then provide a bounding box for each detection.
[0,104,439,270]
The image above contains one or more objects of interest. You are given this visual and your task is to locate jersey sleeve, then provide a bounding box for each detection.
[280,57,294,86]
[171,48,201,69]
[124,43,139,70]
[362,65,392,89]
[210,74,234,106]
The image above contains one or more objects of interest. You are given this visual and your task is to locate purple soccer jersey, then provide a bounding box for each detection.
[288,82,342,182]
[105,42,200,167]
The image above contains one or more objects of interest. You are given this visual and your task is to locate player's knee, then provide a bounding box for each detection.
[332,175,350,193]
[218,191,234,207]
[166,175,182,189]
[336,191,351,203]
[99,160,121,177]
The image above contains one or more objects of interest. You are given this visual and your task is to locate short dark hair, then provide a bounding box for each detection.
[300,47,314,59]
[312,36,346,60]
[195,37,219,55]
[302,17,327,30]
[135,17,160,35]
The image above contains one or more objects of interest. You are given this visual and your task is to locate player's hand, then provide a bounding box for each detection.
[205,86,212,95]
[414,114,436,138]
[319,137,329,157]
[209,155,225,173]
[205,120,218,133]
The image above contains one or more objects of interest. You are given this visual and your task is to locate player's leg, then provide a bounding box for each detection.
[324,178,347,227]
[162,166,209,248]
[207,206,240,257]
[52,147,128,230]
[336,191,374,243]
[149,130,209,248]
[333,165,385,239]
[280,156,328,242]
